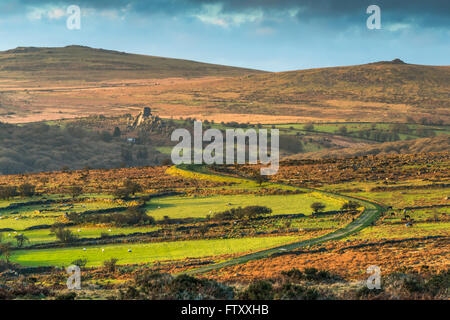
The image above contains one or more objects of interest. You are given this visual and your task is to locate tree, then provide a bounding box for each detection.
[311,202,326,215]
[337,126,347,135]
[99,130,112,142]
[14,234,29,248]
[104,258,119,273]
[253,171,268,186]
[113,126,121,137]
[0,243,11,263]
[69,185,83,199]
[304,123,314,131]
[18,183,36,197]
[51,225,78,244]
[123,179,142,195]
[113,188,131,200]
[0,186,18,200]
[121,147,133,163]
[136,147,148,160]
[341,201,360,213]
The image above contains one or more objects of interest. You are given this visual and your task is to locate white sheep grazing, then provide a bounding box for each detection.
[101,249,105,252]
[108,229,112,232]
[83,248,86,251]
[128,249,132,252]
[77,229,81,232]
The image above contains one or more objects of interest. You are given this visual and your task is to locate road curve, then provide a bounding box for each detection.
[175,165,387,276]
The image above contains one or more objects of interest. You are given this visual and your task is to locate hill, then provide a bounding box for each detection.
[0,45,265,82]
[288,135,450,159]
[189,59,450,123]
[0,51,448,124]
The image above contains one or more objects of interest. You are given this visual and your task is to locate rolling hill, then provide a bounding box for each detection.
[0,45,265,82]
[188,59,450,123]
[0,46,448,124]
[288,135,450,159]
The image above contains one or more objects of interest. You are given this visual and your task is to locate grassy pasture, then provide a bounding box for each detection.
[1,225,160,246]
[346,189,449,208]
[266,123,449,141]
[10,235,301,267]
[344,221,450,241]
[145,193,344,220]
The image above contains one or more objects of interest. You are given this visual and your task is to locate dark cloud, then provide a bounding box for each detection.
[2,0,449,27]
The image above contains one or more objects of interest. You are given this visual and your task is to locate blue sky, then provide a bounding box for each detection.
[0,0,448,71]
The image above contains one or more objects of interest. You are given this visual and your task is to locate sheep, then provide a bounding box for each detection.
[128,249,132,252]
[83,248,86,251]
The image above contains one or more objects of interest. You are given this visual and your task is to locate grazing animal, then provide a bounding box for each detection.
[128,249,132,252]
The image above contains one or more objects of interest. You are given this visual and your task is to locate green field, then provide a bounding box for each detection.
[146,192,344,220]
[2,225,160,246]
[344,222,450,241]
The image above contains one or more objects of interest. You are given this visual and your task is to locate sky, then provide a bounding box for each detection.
[0,0,448,71]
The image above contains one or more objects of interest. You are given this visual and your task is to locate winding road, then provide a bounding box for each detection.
[175,165,387,275]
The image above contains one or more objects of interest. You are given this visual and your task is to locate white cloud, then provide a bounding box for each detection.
[386,23,412,32]
[193,3,263,28]
[27,6,67,21]
[47,8,66,20]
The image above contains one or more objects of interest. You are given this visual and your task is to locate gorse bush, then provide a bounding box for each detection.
[355,269,449,299]
[238,279,324,300]
[120,272,234,300]
[103,258,119,273]
[281,268,342,283]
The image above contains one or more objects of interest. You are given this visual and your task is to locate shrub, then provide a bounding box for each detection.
[0,243,12,263]
[70,259,87,267]
[281,268,341,283]
[120,272,234,300]
[275,283,320,300]
[68,185,83,199]
[0,277,51,300]
[51,225,78,244]
[123,179,142,195]
[341,200,360,212]
[55,292,77,300]
[0,186,17,200]
[103,258,119,273]
[18,183,36,197]
[238,280,274,300]
[311,202,326,215]
[213,206,272,221]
